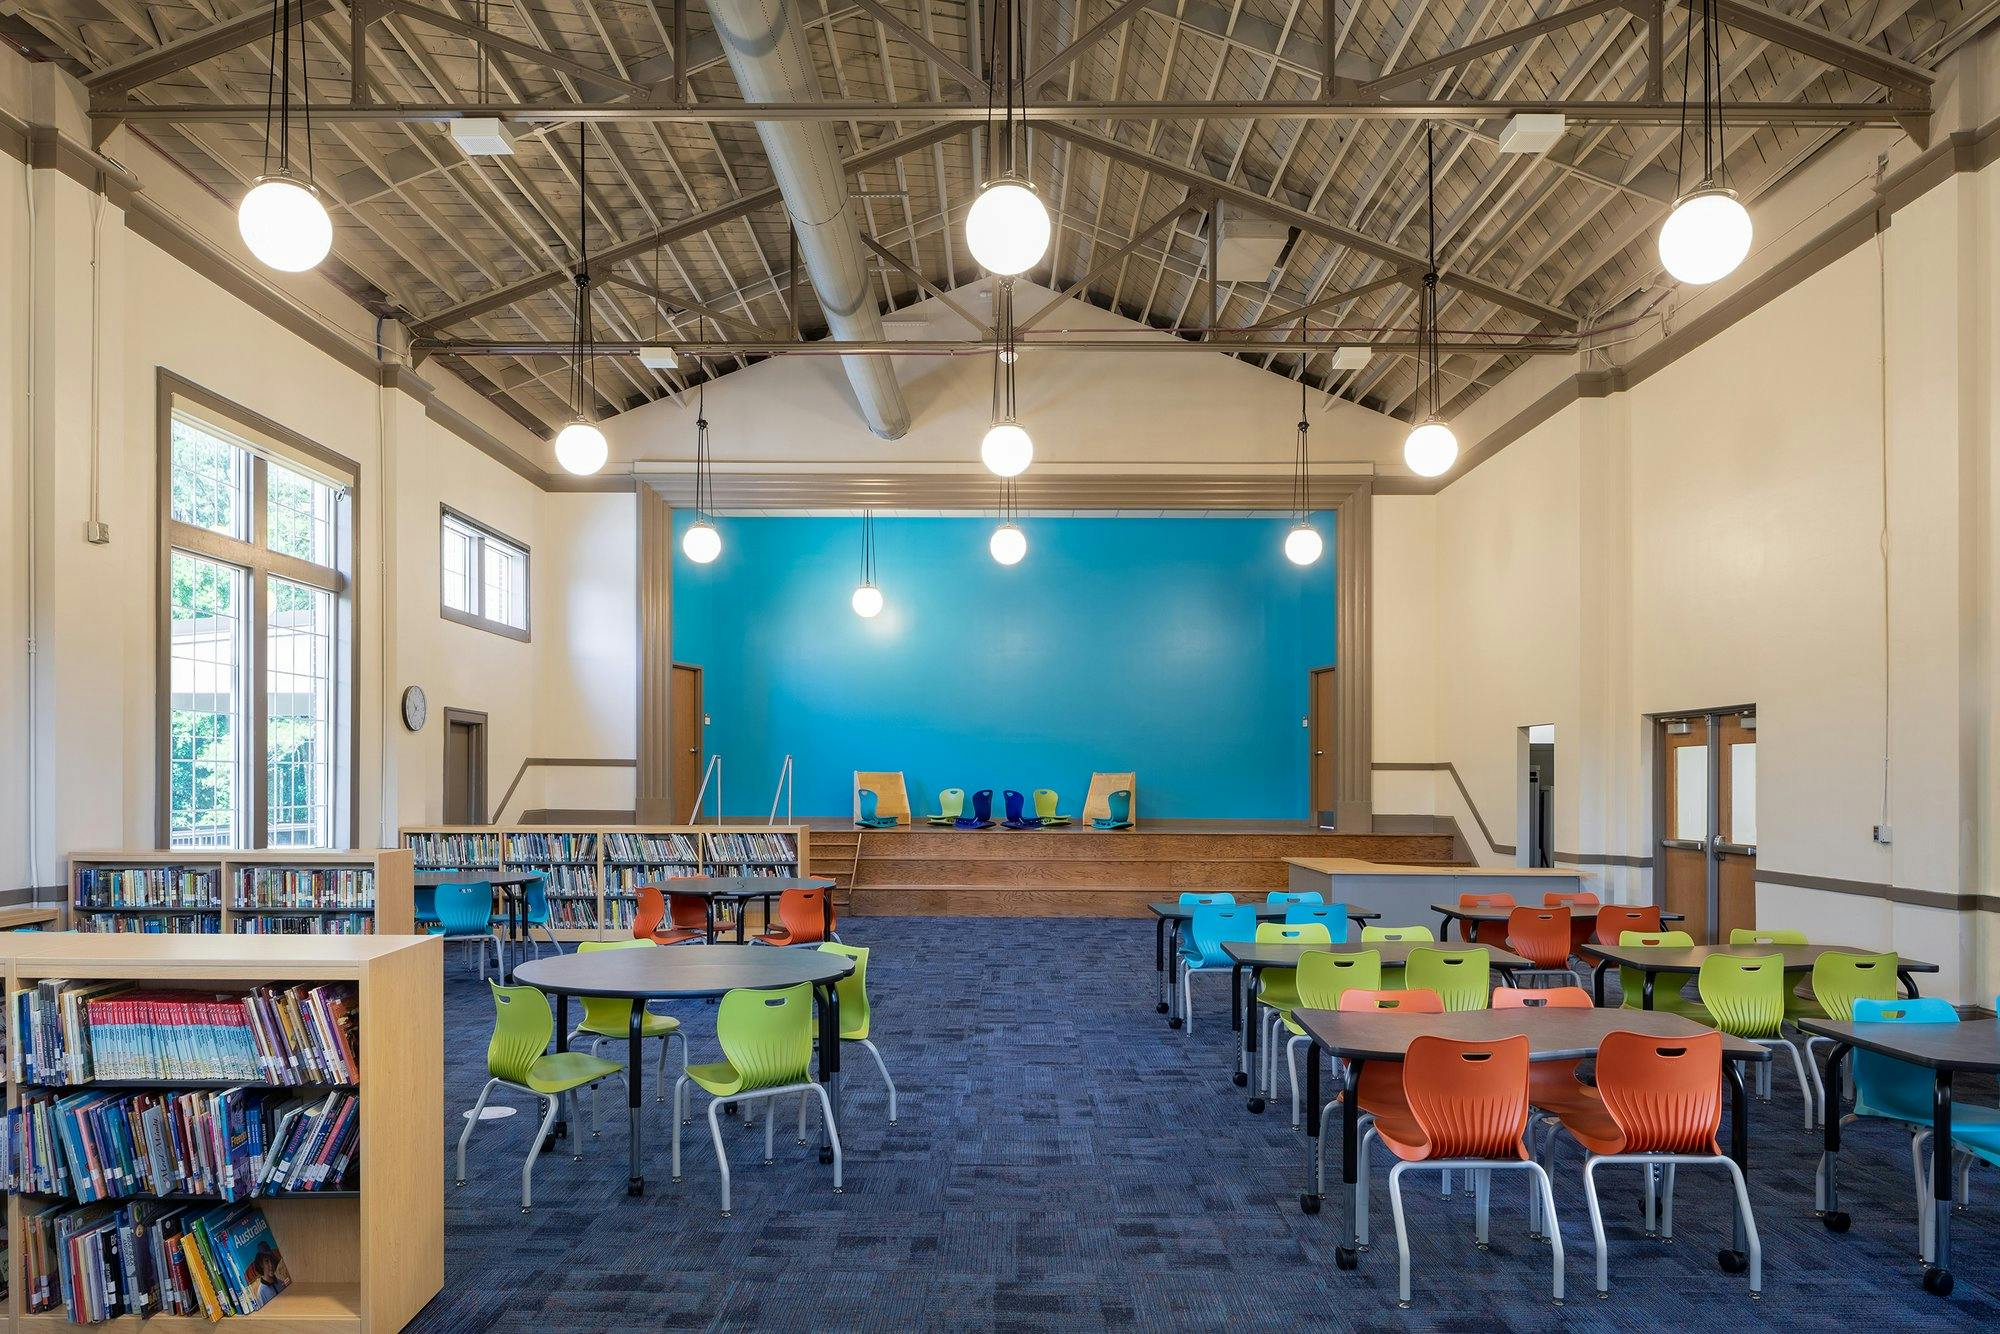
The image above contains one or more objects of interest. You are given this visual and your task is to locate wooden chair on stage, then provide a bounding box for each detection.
[1081,772,1137,830]
[853,771,911,828]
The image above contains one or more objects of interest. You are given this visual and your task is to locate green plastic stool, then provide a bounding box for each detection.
[926,788,966,825]
[457,981,624,1211]
[1034,789,1071,826]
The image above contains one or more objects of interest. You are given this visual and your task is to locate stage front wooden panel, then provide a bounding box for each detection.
[838,825,1459,916]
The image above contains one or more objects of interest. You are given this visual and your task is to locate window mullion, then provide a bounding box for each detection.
[250,566,269,850]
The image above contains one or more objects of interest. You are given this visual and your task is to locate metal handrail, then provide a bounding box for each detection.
[768,755,793,826]
[687,753,722,824]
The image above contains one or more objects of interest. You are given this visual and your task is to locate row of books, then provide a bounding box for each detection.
[603,832,702,863]
[601,898,638,931]
[512,865,596,896]
[233,867,375,910]
[546,899,599,930]
[75,867,221,910]
[709,863,802,878]
[502,832,597,862]
[605,865,699,891]
[403,832,501,867]
[235,914,375,936]
[78,912,221,934]
[13,981,360,1087]
[7,1087,357,1202]
[705,831,799,864]
[22,1200,293,1321]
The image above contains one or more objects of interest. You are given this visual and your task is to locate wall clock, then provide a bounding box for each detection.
[402,685,428,732]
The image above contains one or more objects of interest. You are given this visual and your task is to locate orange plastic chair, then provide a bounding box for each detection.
[1363,1034,1563,1307]
[1337,989,1445,1014]
[1505,906,1582,986]
[633,884,709,945]
[1456,892,1515,946]
[1494,986,1596,1116]
[1544,890,1600,953]
[1592,904,1662,946]
[1552,1029,1761,1298]
[755,888,834,947]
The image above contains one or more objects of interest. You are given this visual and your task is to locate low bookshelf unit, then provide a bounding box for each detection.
[1,931,443,1330]
[67,852,416,938]
[398,825,812,940]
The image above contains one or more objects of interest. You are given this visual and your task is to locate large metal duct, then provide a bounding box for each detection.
[709,0,911,439]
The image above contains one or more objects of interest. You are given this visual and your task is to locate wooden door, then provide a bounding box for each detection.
[442,709,488,825]
[1659,716,1711,942]
[671,664,703,821]
[1308,667,1337,820]
[1715,711,1758,938]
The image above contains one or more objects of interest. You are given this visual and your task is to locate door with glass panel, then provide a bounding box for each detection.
[1655,708,1757,944]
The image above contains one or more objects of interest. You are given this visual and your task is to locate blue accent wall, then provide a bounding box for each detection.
[671,514,1335,819]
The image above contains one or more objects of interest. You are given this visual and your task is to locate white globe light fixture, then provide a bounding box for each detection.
[1404,419,1459,478]
[682,519,721,564]
[966,178,1051,277]
[990,522,1027,566]
[981,421,1034,478]
[851,583,884,618]
[1657,187,1752,286]
[238,175,333,273]
[1284,523,1323,567]
[554,419,608,476]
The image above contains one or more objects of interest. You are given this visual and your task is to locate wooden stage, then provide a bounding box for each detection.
[802,820,1459,917]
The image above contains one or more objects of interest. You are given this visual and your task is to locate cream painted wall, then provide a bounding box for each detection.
[532,493,639,816]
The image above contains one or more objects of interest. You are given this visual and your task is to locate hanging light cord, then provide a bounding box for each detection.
[859,510,877,586]
[991,280,1018,423]
[1418,125,1441,423]
[1674,0,1726,194]
[260,0,312,183]
[694,354,711,522]
[1293,364,1311,521]
[569,126,594,424]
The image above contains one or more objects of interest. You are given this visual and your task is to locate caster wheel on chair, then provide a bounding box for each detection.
[1717,1250,1748,1274]
[1232,1071,1248,1087]
[1169,1017,1184,1030]
[1248,1097,1266,1114]
[819,1146,835,1165]
[724,1104,739,1117]
[1822,1211,1852,1233]
[1301,1193,1321,1215]
[1335,1246,1358,1270]
[1156,1002,1170,1014]
[763,1157,775,1166]
[1923,1268,1955,1297]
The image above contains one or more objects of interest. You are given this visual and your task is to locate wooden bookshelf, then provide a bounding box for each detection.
[65,851,416,938]
[398,825,812,940]
[2,931,443,1331]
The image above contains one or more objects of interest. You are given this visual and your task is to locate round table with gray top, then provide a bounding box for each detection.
[644,875,835,942]
[513,945,854,1196]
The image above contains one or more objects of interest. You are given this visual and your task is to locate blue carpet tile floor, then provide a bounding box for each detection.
[408,918,2000,1332]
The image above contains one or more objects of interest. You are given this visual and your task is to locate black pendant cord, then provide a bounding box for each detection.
[1294,365,1311,522]
[859,510,877,586]
[991,280,1018,422]
[1675,0,1726,194]
[261,0,312,182]
[571,126,593,423]
[1418,125,1441,423]
[694,345,711,522]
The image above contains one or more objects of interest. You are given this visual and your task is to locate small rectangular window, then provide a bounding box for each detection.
[168,551,248,849]
[268,578,336,847]
[267,461,337,566]
[440,508,529,639]
[170,414,250,540]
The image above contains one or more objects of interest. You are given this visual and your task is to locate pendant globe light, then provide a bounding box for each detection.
[1403,127,1459,479]
[981,282,1035,477]
[852,509,884,618]
[555,126,608,477]
[965,0,1049,276]
[681,363,722,563]
[990,477,1028,565]
[1659,0,1752,285]
[238,0,332,272]
[1284,368,1323,566]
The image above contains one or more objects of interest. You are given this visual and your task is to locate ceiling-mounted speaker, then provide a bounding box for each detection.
[449,117,520,157]
[638,346,680,370]
[1329,346,1372,372]
[1214,201,1289,282]
[1497,113,1566,155]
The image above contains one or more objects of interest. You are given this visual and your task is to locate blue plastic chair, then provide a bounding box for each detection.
[954,789,996,829]
[1091,789,1134,830]
[1174,904,1258,1034]
[429,881,505,978]
[521,875,560,957]
[1284,903,1349,943]
[1267,890,1324,905]
[856,788,898,829]
[1001,789,1039,830]
[1178,892,1236,906]
[414,882,439,926]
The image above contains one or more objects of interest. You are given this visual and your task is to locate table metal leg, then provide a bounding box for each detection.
[1338,1059,1362,1268]
[1592,957,1611,1006]
[817,981,843,1165]
[1642,970,1657,1010]
[1817,1043,1851,1228]
[736,904,748,943]
[705,899,717,944]
[1301,1040,1321,1216]
[1231,963,1248,1088]
[1244,967,1265,1112]
[626,1005,645,1196]
[1927,1071,1956,1295]
[1436,911,1455,942]
[549,994,570,1150]
[1154,917,1169,1014]
[1166,922,1184,1029]
[1721,1061,1750,1269]
[1900,967,1922,998]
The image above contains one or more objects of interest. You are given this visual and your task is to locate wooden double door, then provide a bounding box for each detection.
[1658,709,1757,942]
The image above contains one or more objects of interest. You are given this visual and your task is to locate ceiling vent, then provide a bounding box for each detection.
[448,117,520,156]
[637,346,680,370]
[1329,346,1372,372]
[1214,201,1290,282]
[1496,113,1565,154]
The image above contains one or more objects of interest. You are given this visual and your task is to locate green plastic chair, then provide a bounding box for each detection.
[1698,953,1815,1128]
[1279,949,1382,1127]
[672,983,841,1216]
[1729,928,1807,945]
[569,940,685,1100]
[1796,951,1900,1126]
[1404,945,1492,1012]
[926,788,966,826]
[1253,922,1333,1103]
[457,982,624,1211]
[1615,930,1709,1018]
[1362,924,1434,989]
[1034,789,1070,825]
[796,942,897,1128]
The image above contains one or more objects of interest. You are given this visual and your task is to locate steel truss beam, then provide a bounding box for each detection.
[415,336,1579,356]
[91,95,1915,126]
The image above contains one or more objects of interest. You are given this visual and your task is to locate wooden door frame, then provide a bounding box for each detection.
[441,707,490,825]
[1650,704,1756,942]
[670,663,703,823]
[1307,665,1336,824]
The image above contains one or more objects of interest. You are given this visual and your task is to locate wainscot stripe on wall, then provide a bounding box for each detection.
[1755,869,2000,914]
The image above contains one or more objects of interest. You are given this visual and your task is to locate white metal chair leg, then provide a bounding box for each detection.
[1767,1038,1814,1130]
[765,1093,778,1163]
[1389,1161,1415,1307]
[1660,1164,1677,1240]
[858,1038,898,1122]
[1533,1161,1565,1304]
[1286,1036,1307,1127]
[1801,1033,1829,1125]
[1475,1168,1492,1247]
[672,1075,689,1181]
[521,1094,559,1212]
[812,1081,845,1194]
[1644,1162,1657,1237]
[708,1097,733,1216]
[455,1078,498,1186]
[1584,1157,1610,1295]
[1722,1156,1762,1295]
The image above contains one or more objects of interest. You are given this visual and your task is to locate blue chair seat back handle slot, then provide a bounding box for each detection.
[1267,890,1324,905]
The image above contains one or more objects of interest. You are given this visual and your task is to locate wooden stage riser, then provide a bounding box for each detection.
[859,861,1313,888]
[852,831,1454,858]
